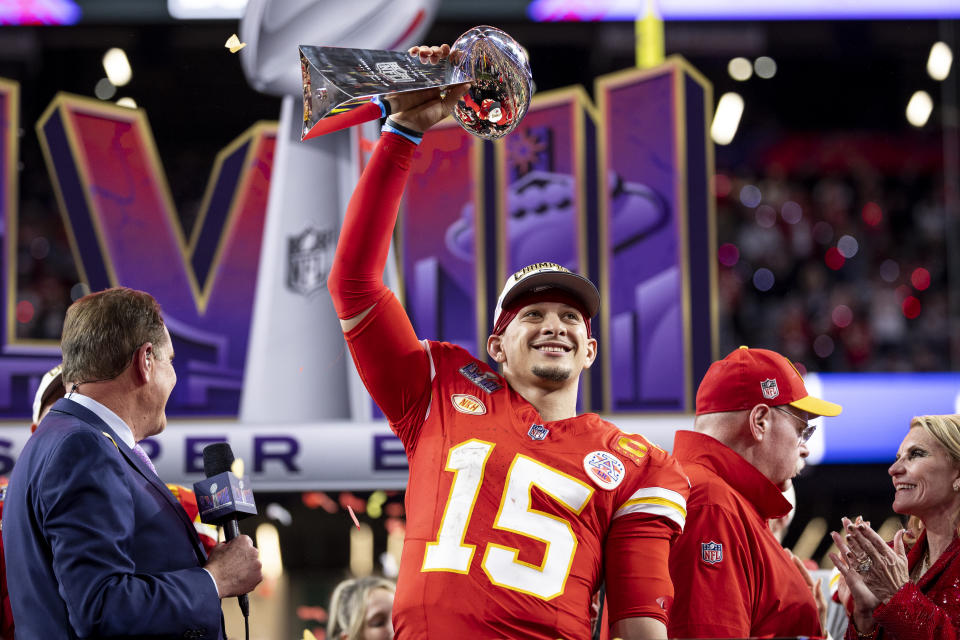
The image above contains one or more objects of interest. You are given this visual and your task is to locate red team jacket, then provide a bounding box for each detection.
[668,430,822,638]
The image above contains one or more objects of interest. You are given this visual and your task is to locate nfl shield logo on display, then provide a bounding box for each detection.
[527,423,549,441]
[760,378,779,400]
[287,227,336,296]
[701,541,723,564]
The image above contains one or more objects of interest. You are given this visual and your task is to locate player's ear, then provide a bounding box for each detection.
[487,334,505,364]
[581,337,598,369]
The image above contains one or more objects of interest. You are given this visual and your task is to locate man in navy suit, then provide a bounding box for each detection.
[2,287,262,639]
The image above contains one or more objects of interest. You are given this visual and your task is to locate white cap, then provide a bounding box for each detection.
[32,364,63,425]
[492,262,600,330]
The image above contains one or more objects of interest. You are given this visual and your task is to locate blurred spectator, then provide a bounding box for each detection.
[327,576,395,640]
[769,481,797,544]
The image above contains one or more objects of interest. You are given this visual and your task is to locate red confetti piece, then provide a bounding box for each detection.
[347,505,360,529]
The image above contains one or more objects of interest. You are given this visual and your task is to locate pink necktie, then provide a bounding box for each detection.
[132,443,158,476]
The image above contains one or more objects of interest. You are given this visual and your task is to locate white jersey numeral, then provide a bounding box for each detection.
[422,439,494,573]
[422,441,595,600]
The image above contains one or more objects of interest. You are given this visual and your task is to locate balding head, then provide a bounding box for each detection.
[694,410,758,449]
[694,403,810,490]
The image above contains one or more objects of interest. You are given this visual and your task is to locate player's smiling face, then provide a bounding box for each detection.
[488,300,597,390]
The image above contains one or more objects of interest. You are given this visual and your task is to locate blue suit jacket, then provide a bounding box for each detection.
[2,398,223,639]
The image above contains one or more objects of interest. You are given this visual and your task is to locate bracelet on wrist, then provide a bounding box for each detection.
[382,117,424,145]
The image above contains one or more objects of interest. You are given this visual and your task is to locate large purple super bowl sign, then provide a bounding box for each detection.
[0,59,715,423]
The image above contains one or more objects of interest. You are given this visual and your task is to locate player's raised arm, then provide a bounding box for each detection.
[327,48,468,333]
[325,47,468,429]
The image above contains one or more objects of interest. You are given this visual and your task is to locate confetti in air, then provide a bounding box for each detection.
[347,505,361,529]
[225,34,247,53]
[303,630,317,640]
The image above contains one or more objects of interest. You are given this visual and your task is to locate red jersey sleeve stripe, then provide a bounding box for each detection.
[614,487,687,529]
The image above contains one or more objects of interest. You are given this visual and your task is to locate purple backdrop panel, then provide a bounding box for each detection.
[401,123,482,354]
[597,60,714,413]
[496,88,591,280]
[494,87,600,410]
[31,95,276,417]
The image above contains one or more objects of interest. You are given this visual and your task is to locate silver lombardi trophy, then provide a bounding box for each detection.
[300,25,533,141]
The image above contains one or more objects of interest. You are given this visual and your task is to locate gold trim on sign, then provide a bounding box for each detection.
[35,91,278,320]
[1,78,21,349]
[673,64,694,413]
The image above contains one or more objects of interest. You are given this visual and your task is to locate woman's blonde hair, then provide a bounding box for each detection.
[904,414,960,540]
[327,576,395,640]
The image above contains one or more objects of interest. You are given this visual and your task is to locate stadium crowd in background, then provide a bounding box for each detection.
[715,159,954,372]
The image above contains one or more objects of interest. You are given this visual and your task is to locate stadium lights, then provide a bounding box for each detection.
[906,90,934,127]
[94,78,116,100]
[927,41,953,81]
[116,97,137,109]
[711,92,744,145]
[728,57,752,81]
[350,522,374,577]
[754,56,777,79]
[168,0,248,19]
[255,523,284,579]
[102,48,132,87]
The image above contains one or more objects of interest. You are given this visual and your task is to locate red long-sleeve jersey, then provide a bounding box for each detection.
[329,131,689,639]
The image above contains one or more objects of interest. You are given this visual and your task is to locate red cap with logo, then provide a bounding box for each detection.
[695,346,842,417]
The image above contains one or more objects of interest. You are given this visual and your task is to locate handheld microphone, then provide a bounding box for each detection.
[195,442,257,619]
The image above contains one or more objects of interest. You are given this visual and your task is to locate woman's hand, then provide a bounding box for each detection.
[830,517,911,634]
[842,518,910,603]
[829,520,882,629]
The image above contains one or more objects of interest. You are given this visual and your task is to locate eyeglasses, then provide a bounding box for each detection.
[771,405,816,444]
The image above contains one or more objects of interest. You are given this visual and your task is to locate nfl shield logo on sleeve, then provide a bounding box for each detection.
[760,378,779,400]
[701,541,723,564]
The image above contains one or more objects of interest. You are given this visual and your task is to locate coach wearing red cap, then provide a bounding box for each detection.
[667,346,842,639]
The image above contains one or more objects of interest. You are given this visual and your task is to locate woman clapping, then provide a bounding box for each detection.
[831,414,960,639]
